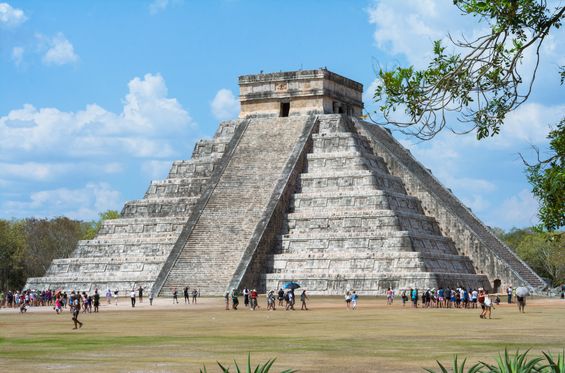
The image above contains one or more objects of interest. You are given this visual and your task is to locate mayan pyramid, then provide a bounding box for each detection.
[25,69,546,296]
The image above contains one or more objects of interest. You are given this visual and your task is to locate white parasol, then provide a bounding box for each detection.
[516,287,530,297]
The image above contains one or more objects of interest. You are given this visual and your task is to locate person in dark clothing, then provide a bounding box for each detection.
[184,287,190,304]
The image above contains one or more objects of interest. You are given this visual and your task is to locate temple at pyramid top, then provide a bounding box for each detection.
[239,69,364,118]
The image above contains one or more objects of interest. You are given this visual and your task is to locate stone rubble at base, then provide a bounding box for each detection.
[25,69,546,296]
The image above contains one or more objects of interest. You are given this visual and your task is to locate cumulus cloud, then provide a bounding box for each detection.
[368,0,481,67]
[2,183,121,220]
[0,73,193,161]
[142,160,172,179]
[38,32,79,66]
[0,2,26,28]
[149,0,169,15]
[11,46,24,66]
[211,88,240,120]
[489,189,540,228]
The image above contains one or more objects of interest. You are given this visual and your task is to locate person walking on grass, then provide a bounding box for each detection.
[138,286,143,303]
[70,292,83,330]
[345,291,352,310]
[478,288,486,319]
[300,290,309,310]
[93,289,100,313]
[184,286,190,304]
[483,291,493,319]
[351,291,358,310]
[517,294,527,313]
[130,289,136,308]
[231,289,239,310]
[278,288,285,307]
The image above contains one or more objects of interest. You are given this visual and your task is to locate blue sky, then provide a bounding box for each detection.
[1,0,563,230]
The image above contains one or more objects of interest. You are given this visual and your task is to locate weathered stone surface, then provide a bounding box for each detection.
[26,69,544,296]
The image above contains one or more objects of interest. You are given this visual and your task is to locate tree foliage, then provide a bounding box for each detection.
[373,0,565,140]
[373,0,565,232]
[82,210,121,240]
[0,210,120,290]
[497,227,564,286]
[524,119,565,232]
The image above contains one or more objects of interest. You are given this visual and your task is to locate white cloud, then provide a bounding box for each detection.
[0,162,73,181]
[2,183,121,220]
[39,32,79,66]
[0,73,193,161]
[142,160,172,179]
[0,2,26,28]
[211,88,239,121]
[368,0,481,67]
[490,189,539,228]
[149,0,169,15]
[11,46,23,66]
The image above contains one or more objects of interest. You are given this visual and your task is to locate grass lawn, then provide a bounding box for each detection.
[0,296,563,372]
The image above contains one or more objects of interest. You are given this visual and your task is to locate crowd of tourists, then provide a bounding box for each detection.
[224,288,309,311]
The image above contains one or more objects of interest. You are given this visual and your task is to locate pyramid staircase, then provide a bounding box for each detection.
[24,120,243,293]
[264,115,491,294]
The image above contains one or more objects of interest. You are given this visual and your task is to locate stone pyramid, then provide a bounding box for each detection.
[26,69,546,296]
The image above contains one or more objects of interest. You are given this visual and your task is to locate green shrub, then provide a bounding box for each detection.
[201,353,296,373]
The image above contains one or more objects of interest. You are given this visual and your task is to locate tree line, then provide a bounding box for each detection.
[0,209,562,291]
[0,210,119,291]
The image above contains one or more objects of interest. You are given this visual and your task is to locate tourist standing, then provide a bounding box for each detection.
[507,286,513,304]
[149,292,154,306]
[93,289,100,313]
[243,287,250,308]
[345,291,352,310]
[483,291,493,319]
[231,289,239,310]
[70,292,83,329]
[130,289,136,307]
[250,289,258,310]
[172,288,179,304]
[113,289,119,306]
[138,286,143,303]
[106,288,112,304]
[386,288,394,305]
[278,288,285,307]
[478,288,486,318]
[192,289,198,304]
[300,290,309,310]
[286,290,294,310]
[351,291,358,310]
[184,287,190,304]
[411,288,418,308]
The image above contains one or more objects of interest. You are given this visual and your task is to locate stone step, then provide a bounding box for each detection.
[121,197,199,218]
[264,272,491,296]
[269,252,476,274]
[278,232,457,256]
[312,132,372,154]
[306,151,389,174]
[145,177,212,198]
[299,169,406,194]
[46,257,167,276]
[98,217,187,235]
[167,158,220,179]
[291,189,422,214]
[160,116,314,295]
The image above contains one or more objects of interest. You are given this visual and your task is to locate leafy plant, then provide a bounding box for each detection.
[541,351,565,373]
[480,349,543,373]
[201,353,296,373]
[424,354,483,373]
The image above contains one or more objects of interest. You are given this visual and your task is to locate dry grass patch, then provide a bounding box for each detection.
[0,297,563,372]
